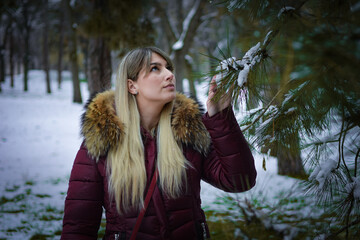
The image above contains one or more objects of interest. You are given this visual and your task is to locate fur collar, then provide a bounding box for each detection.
[81,90,210,160]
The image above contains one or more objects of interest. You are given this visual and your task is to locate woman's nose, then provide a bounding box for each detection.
[165,69,174,81]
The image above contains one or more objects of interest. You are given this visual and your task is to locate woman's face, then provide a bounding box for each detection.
[128,52,176,106]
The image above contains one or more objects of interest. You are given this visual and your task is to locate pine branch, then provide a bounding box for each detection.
[242,85,283,132]
[212,0,310,107]
[325,217,360,240]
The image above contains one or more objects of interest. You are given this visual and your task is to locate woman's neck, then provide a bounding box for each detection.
[137,100,163,131]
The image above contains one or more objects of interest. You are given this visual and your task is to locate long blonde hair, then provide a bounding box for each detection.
[107,47,189,214]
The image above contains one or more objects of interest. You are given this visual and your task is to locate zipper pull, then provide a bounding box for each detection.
[201,222,207,239]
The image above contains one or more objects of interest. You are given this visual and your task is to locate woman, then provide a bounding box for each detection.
[61,47,256,240]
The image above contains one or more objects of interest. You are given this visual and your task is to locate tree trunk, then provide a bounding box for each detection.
[154,0,205,93]
[57,1,65,89]
[277,138,307,179]
[276,39,306,179]
[64,0,82,103]
[87,37,112,96]
[43,0,51,94]
[185,57,197,98]
[17,51,21,74]
[23,29,30,92]
[23,5,30,92]
[0,21,11,84]
[9,31,14,88]
[0,45,5,84]
[69,35,82,103]
[173,50,185,93]
[81,38,89,84]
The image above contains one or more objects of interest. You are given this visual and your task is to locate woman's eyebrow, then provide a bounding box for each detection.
[150,62,162,66]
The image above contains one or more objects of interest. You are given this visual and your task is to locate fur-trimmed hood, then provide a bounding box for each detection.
[81,90,211,160]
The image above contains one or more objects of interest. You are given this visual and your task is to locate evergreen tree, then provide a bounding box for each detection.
[210,0,360,237]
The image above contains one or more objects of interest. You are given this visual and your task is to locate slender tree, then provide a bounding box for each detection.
[9,26,15,88]
[63,0,82,103]
[42,0,51,94]
[19,0,32,91]
[56,0,65,89]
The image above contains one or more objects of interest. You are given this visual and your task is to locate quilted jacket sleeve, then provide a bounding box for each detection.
[201,106,257,192]
[61,144,104,240]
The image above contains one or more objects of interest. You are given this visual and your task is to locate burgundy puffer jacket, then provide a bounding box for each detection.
[61,91,256,240]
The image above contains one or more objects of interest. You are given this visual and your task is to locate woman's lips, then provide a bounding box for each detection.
[164,84,175,89]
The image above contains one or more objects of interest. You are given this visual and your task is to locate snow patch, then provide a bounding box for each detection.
[172,40,184,50]
[309,160,337,188]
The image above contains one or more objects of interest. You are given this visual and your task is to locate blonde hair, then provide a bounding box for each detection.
[107,47,189,214]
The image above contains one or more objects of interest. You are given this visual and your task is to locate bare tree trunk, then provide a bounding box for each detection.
[17,48,21,75]
[9,30,14,88]
[23,4,30,92]
[175,0,183,36]
[79,37,89,83]
[69,34,82,103]
[0,20,11,84]
[64,0,82,103]
[185,60,196,97]
[154,0,205,93]
[173,50,185,92]
[43,0,51,94]
[173,0,204,93]
[57,1,65,89]
[87,37,112,96]
[0,45,5,84]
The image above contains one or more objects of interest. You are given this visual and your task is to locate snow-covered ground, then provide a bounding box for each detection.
[0,70,298,239]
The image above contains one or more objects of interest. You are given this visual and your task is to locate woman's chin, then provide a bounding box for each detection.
[164,92,176,102]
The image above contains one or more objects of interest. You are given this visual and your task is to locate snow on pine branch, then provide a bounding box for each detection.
[215,42,261,88]
[309,160,338,189]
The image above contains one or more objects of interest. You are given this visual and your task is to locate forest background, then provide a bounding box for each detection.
[0,0,359,239]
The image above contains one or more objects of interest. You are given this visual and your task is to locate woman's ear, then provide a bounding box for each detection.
[127,79,138,95]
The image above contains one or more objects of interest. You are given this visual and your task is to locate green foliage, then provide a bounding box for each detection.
[77,0,155,51]
[208,0,360,237]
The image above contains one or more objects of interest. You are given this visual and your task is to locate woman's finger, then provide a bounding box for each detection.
[209,77,217,92]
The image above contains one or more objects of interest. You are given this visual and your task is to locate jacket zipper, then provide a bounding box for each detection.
[201,222,207,239]
[114,233,119,240]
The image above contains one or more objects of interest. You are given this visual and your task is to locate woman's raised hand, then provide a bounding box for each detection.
[206,76,232,117]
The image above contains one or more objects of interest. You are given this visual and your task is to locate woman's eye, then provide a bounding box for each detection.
[151,66,159,72]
